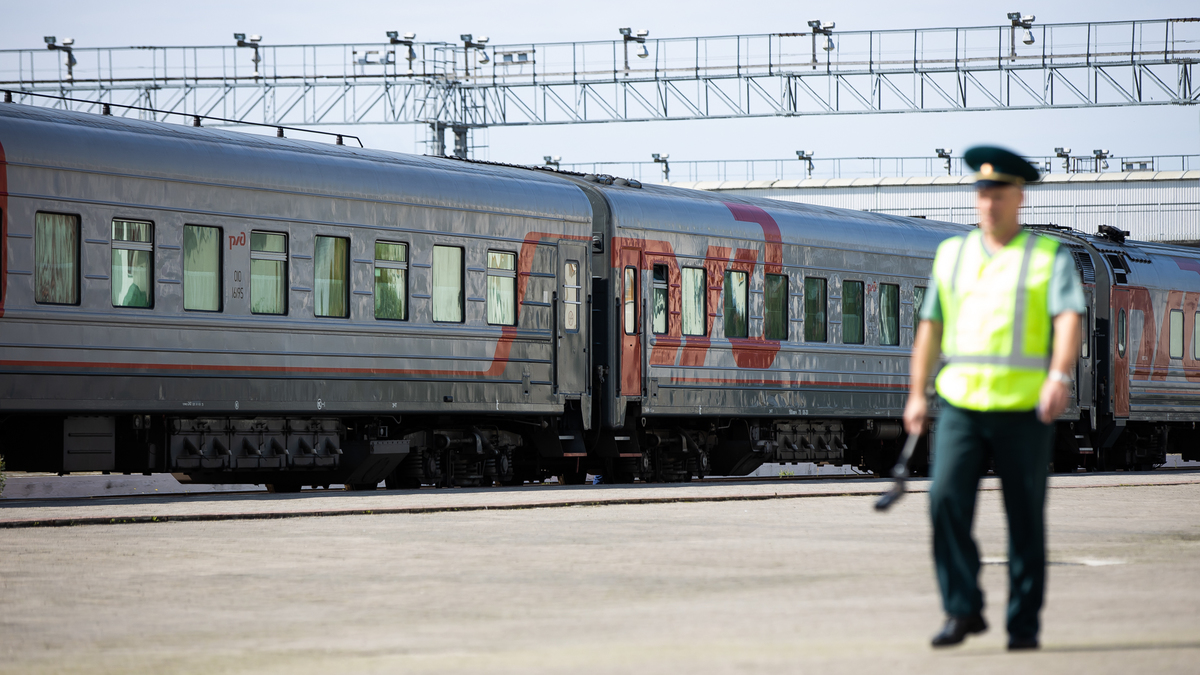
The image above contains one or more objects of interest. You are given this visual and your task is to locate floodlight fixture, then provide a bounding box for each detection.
[476,36,489,44]
[249,35,262,42]
[620,27,651,70]
[45,35,77,79]
[1023,29,1035,45]
[543,155,561,168]
[461,34,472,42]
[387,31,399,39]
[233,33,245,41]
[808,20,836,66]
[796,150,815,178]
[652,153,670,181]
[1055,147,1072,172]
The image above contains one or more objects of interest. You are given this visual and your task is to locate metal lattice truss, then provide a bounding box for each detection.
[2,18,1197,149]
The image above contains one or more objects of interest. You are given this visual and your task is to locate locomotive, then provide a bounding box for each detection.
[0,104,1195,491]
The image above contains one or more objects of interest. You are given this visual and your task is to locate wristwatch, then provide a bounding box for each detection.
[1047,370,1072,385]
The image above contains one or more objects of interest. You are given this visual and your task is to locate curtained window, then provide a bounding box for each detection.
[314,236,349,318]
[804,277,827,342]
[1170,309,1184,359]
[623,267,637,334]
[651,264,668,335]
[251,231,287,315]
[724,270,748,338]
[764,274,788,340]
[111,219,153,308]
[564,260,580,332]
[374,241,407,320]
[487,251,517,326]
[880,283,899,346]
[34,212,79,305]
[842,280,864,344]
[183,225,221,311]
[681,267,706,336]
[433,245,463,322]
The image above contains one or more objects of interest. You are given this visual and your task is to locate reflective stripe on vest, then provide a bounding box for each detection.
[933,229,1058,411]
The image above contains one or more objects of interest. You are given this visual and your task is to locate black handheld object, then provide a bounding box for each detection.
[874,433,920,511]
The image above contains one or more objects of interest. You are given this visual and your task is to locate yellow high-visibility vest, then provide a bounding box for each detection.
[933,229,1059,411]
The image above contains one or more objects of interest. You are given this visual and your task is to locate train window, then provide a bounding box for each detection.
[564,260,580,332]
[804,277,827,342]
[880,283,900,346]
[250,231,288,315]
[373,241,408,321]
[1195,312,1200,360]
[1117,308,1126,357]
[623,266,637,335]
[111,219,153,309]
[842,280,864,344]
[314,236,349,318]
[764,274,788,340]
[34,212,80,306]
[433,245,464,323]
[1170,309,1184,359]
[682,267,706,336]
[1080,309,1089,359]
[914,286,927,320]
[487,251,517,326]
[652,264,668,335]
[183,225,222,312]
[724,270,748,338]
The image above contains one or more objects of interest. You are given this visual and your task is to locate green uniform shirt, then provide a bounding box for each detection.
[920,234,1086,323]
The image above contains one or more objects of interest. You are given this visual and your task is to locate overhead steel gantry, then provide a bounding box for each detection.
[1,17,1197,157]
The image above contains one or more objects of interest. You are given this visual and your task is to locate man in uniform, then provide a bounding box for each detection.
[903,146,1086,650]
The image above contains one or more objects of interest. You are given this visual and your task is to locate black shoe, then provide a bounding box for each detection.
[1007,636,1039,650]
[931,613,988,647]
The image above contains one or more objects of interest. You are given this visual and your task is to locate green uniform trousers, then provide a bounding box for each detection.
[930,400,1054,639]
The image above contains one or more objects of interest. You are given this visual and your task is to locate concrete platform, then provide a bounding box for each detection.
[2,471,1199,528]
[1,473,1197,674]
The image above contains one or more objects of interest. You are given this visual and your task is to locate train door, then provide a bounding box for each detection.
[1111,287,1131,418]
[1076,291,1094,412]
[556,241,590,402]
[618,247,643,399]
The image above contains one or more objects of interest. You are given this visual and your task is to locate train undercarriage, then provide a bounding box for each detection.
[1,409,1195,490]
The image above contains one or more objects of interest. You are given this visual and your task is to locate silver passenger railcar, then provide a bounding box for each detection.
[2,104,1196,488]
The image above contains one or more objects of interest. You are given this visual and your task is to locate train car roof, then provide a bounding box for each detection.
[0,104,592,225]
[596,179,970,258]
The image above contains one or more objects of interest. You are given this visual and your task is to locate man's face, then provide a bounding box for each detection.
[976,183,1023,234]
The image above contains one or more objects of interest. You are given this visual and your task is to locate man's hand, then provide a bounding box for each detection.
[1037,376,1070,424]
[906,320,943,437]
[904,393,928,436]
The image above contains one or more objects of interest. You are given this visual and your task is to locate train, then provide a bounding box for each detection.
[0,103,1196,491]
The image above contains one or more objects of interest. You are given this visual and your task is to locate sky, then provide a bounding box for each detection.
[2,0,1198,170]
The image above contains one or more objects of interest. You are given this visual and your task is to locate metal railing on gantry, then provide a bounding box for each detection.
[2,17,1198,156]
